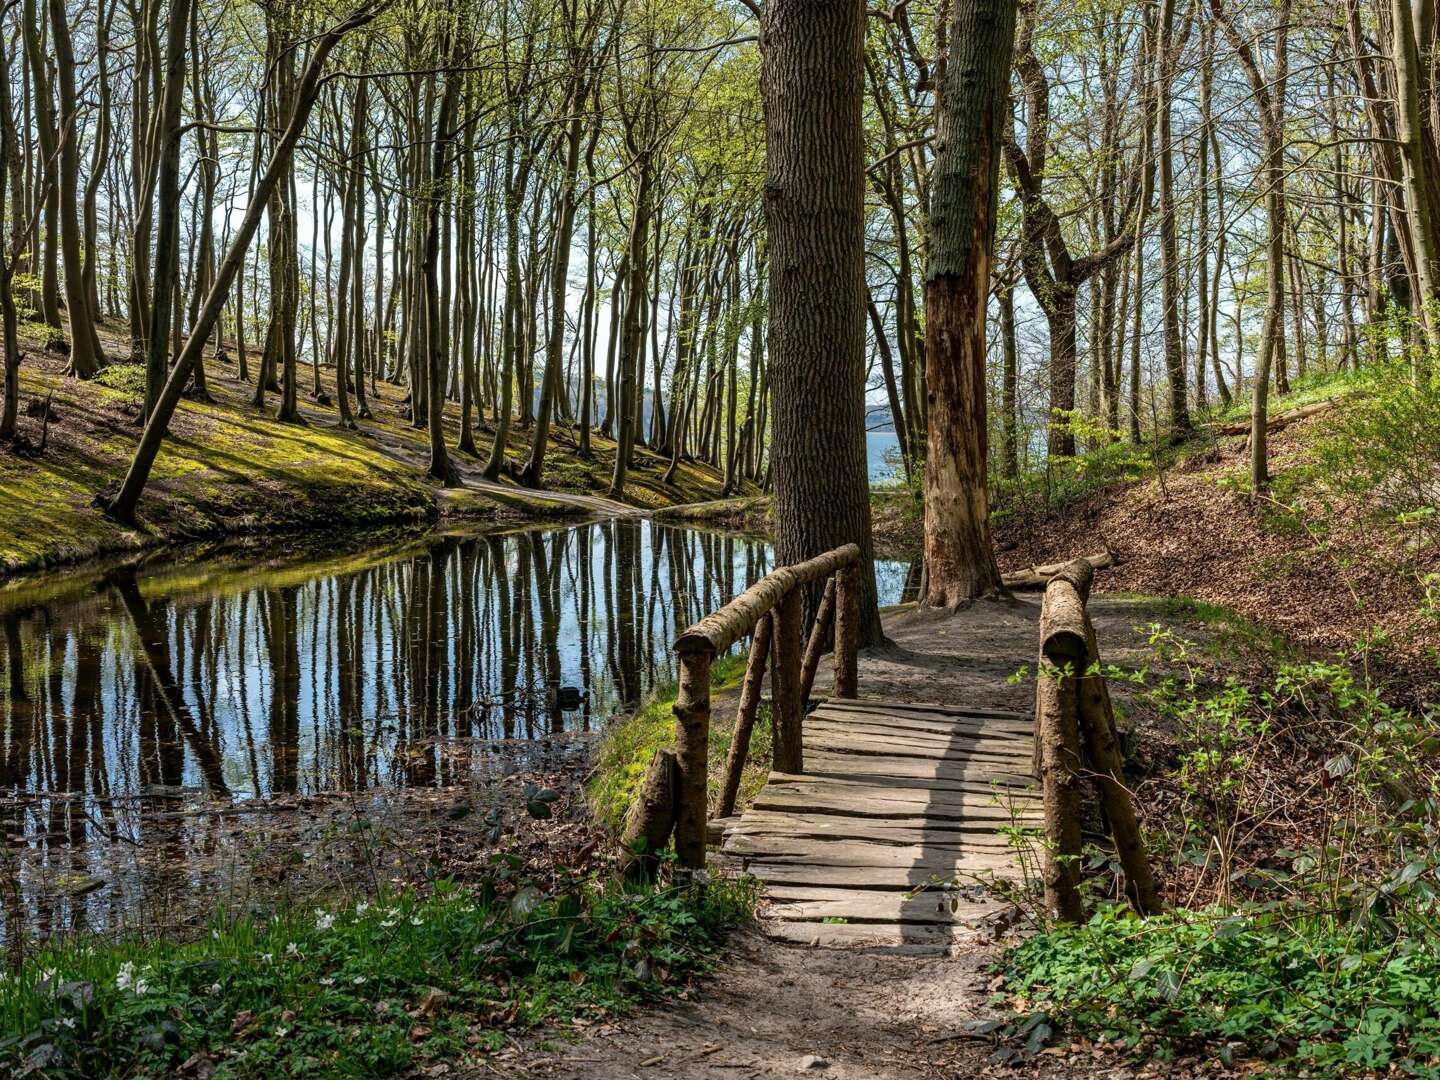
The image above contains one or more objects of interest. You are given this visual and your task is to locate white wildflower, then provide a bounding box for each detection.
[409,916,423,927]
[314,910,336,931]
[286,942,299,957]
[355,901,371,916]
[260,952,274,965]
[380,918,397,929]
[351,975,366,986]
[318,976,335,987]
[209,983,222,995]
[275,1027,289,1038]
[116,962,136,992]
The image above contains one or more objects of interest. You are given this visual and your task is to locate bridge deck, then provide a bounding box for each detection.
[718,697,1040,952]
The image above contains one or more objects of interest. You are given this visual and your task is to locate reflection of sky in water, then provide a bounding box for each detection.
[0,522,919,802]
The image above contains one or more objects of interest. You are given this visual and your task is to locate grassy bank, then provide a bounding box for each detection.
[1,874,755,1078]
[1,322,742,579]
[587,653,760,830]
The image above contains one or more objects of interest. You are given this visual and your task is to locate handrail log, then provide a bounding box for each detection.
[669,542,862,870]
[673,543,860,656]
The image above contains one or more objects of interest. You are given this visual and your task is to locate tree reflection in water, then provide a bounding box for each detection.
[0,521,917,945]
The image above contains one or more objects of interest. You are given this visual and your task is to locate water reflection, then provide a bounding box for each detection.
[1,521,917,805]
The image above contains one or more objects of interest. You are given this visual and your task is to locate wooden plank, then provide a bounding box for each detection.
[767,772,1040,799]
[805,719,1031,750]
[807,709,1032,741]
[802,732,1032,765]
[752,791,1035,823]
[800,750,1034,783]
[819,699,1030,723]
[725,837,1018,870]
[763,919,989,951]
[804,723,1031,755]
[728,813,1031,846]
[724,859,1017,890]
[765,893,1006,925]
[754,789,1036,823]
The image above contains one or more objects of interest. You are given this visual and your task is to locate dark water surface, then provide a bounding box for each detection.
[1,520,918,800]
[0,520,918,944]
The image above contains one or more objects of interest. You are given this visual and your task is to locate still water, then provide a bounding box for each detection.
[1,520,918,803]
[0,520,918,944]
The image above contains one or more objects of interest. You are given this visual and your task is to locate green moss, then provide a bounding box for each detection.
[586,652,754,830]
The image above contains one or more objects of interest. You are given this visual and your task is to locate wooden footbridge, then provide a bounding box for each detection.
[621,545,1158,952]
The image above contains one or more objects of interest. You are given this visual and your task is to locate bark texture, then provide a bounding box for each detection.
[761,0,882,645]
[920,0,1014,608]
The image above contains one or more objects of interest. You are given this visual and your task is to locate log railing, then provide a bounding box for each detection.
[1035,558,1163,921]
[621,543,862,877]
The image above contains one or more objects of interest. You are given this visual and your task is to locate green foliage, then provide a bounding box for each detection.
[1313,358,1440,549]
[92,362,148,408]
[994,617,1440,1073]
[993,410,1148,522]
[1002,904,1440,1074]
[0,873,755,1078]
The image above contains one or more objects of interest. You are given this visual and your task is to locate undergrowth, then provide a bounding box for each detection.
[995,614,1440,1075]
[0,870,756,1078]
[587,652,755,829]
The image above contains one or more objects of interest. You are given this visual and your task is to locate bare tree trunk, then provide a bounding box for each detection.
[762,0,883,643]
[920,0,1013,608]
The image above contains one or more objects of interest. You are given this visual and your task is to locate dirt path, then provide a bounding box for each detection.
[341,412,646,520]
[493,597,1187,1080]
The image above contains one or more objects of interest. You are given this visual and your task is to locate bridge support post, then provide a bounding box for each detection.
[771,588,804,773]
[672,649,712,869]
[834,563,859,698]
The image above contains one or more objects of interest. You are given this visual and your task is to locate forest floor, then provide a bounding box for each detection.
[704,393,1437,704]
[0,318,742,579]
[502,597,1237,1080]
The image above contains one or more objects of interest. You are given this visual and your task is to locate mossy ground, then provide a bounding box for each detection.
[587,652,765,830]
[0,319,742,578]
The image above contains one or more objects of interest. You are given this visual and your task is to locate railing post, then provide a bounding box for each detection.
[833,561,859,699]
[672,649,712,869]
[716,613,773,819]
[770,588,804,773]
[797,576,836,704]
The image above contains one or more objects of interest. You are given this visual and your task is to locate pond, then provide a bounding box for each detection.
[0,520,919,947]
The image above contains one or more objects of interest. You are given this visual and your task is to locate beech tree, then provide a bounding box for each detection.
[920,0,1014,608]
[762,0,883,643]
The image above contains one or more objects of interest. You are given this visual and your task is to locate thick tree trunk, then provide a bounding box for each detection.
[761,0,883,644]
[920,0,1013,608]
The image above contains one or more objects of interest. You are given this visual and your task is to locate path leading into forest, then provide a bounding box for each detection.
[309,402,645,519]
[496,597,1174,1080]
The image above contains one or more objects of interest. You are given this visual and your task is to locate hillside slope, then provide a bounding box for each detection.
[0,322,742,578]
[996,392,1439,702]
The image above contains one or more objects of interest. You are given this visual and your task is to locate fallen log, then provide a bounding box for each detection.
[1214,396,1344,437]
[1003,551,1113,590]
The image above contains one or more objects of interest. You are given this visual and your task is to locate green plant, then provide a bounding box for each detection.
[586,652,751,829]
[0,869,756,1078]
[999,903,1440,1074]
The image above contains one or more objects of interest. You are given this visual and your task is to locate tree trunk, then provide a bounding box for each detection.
[762,0,883,644]
[920,0,1013,608]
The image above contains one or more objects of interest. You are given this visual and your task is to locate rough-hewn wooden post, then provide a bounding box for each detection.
[798,577,836,704]
[716,614,773,819]
[1037,559,1090,924]
[672,650,712,869]
[1078,612,1164,916]
[771,588,804,773]
[619,747,677,882]
[833,561,859,698]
